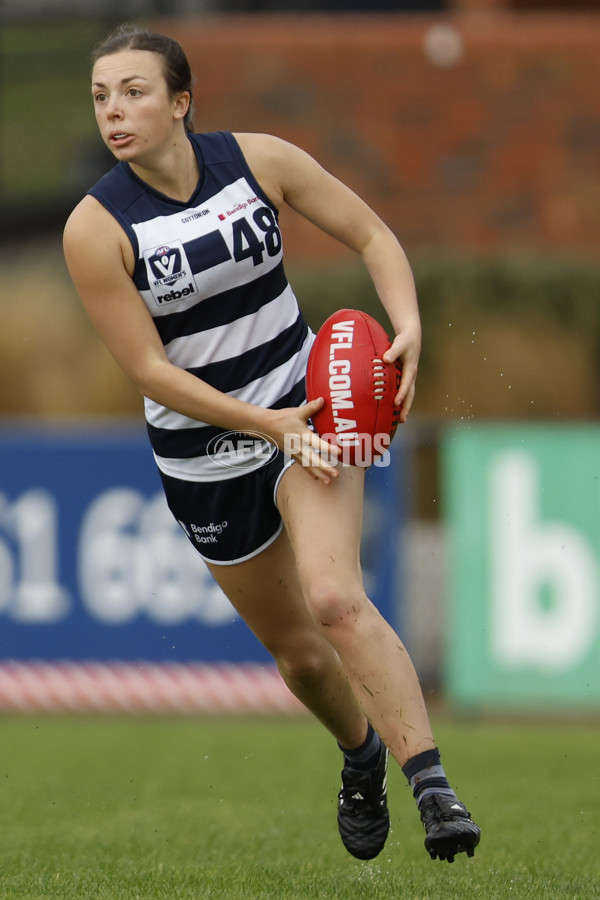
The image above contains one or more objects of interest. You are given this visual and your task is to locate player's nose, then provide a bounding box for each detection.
[104,97,123,119]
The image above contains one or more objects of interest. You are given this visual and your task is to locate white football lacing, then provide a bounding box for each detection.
[372,359,386,400]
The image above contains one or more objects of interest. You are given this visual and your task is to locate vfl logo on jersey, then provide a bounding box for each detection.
[143,240,198,307]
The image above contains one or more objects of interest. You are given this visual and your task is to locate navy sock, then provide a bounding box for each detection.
[401,747,457,808]
[338,723,383,771]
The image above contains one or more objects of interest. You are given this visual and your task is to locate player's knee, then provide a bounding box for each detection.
[304,580,368,633]
[262,624,333,684]
[275,645,331,685]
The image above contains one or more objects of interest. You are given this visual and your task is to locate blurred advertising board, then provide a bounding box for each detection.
[0,423,403,712]
[443,424,600,711]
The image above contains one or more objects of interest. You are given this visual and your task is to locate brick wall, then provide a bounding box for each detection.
[156,12,600,261]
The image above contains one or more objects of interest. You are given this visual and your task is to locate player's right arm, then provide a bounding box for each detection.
[63,197,338,482]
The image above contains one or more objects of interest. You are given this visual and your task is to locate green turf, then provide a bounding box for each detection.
[0,714,598,899]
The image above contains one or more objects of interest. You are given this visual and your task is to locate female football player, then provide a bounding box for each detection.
[63,24,480,864]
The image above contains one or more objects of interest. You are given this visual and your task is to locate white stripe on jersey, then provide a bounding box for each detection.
[133,177,259,249]
[144,328,314,437]
[164,283,297,369]
[153,448,272,482]
[133,177,280,315]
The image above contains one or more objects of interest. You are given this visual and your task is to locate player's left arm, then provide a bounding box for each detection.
[236,132,421,421]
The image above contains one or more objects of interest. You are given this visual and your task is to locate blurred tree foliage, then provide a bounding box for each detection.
[0,18,123,225]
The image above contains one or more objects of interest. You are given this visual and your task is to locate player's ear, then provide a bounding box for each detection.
[173,91,191,122]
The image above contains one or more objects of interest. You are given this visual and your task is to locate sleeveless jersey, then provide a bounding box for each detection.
[88,131,313,481]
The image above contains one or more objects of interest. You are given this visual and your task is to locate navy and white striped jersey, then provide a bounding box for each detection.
[88,131,313,481]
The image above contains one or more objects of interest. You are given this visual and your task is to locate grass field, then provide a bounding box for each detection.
[0,714,598,899]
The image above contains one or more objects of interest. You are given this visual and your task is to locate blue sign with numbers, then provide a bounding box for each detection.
[0,423,403,663]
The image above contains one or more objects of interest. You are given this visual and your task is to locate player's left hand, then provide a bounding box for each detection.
[383,321,421,422]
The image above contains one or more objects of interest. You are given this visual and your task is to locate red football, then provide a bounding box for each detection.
[306,308,402,467]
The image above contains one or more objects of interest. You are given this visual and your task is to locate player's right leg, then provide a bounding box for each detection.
[206,529,391,861]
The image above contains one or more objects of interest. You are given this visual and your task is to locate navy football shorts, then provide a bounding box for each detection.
[159,450,294,566]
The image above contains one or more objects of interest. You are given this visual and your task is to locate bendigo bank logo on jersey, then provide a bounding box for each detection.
[143,240,198,306]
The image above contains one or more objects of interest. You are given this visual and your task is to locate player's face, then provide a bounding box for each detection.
[91,49,185,163]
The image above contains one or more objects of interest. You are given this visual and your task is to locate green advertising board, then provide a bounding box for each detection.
[442,424,600,710]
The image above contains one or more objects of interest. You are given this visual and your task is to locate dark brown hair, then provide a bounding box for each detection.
[91,24,195,132]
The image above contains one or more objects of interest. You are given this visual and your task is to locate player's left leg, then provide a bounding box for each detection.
[276,461,480,863]
[277,461,433,763]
